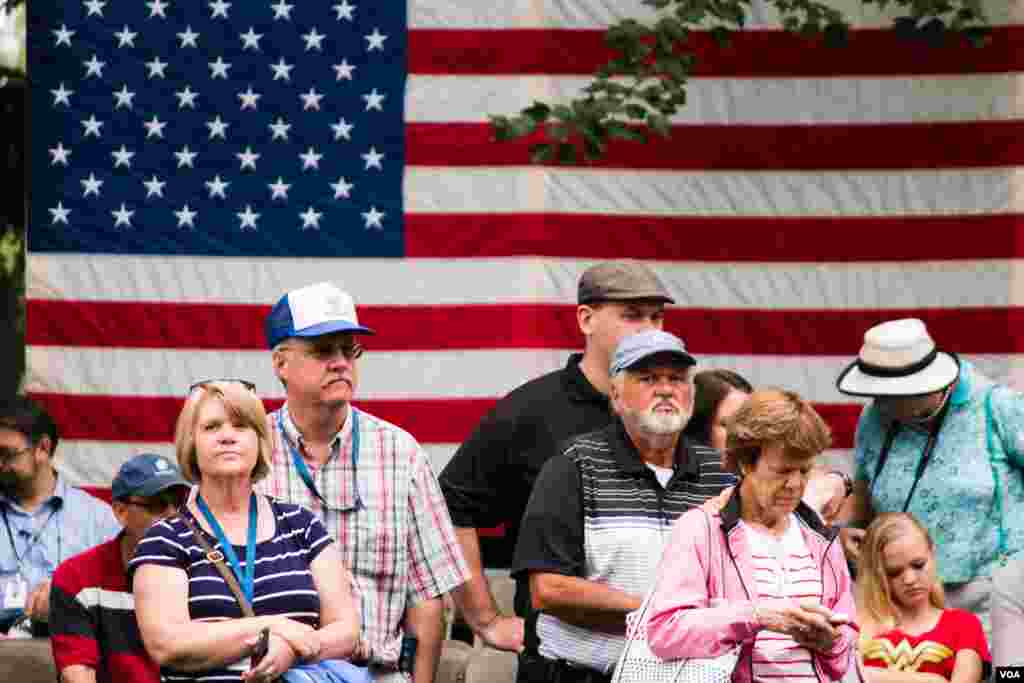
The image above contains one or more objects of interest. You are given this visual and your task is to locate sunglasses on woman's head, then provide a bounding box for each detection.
[187,379,257,395]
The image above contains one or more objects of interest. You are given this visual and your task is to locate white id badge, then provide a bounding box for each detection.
[2,575,27,609]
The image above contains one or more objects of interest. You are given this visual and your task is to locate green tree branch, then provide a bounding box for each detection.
[491,0,990,164]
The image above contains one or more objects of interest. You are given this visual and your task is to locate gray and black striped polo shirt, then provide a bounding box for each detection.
[513,418,736,673]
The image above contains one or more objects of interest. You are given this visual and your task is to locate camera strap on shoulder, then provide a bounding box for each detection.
[180,511,255,618]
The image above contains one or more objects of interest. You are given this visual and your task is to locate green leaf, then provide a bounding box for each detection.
[962,26,991,48]
[655,58,689,82]
[647,112,672,137]
[508,116,537,138]
[578,119,605,148]
[720,3,747,26]
[823,22,849,48]
[640,83,664,101]
[490,115,513,141]
[549,123,570,142]
[557,143,578,165]
[675,4,709,24]
[656,16,689,42]
[607,122,646,142]
[625,104,648,119]
[552,105,574,122]
[522,102,551,123]
[710,25,732,47]
[529,143,554,164]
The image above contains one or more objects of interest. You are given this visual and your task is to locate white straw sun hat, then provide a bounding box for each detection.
[836,318,959,397]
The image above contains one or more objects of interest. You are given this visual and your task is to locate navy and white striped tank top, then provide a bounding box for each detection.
[130,496,332,683]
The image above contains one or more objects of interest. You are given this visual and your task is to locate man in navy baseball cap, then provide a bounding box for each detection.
[110,452,190,502]
[50,453,190,683]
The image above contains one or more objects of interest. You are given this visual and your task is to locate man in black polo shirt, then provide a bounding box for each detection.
[440,261,674,651]
[513,330,734,683]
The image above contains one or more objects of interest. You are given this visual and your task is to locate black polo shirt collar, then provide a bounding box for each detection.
[607,416,701,479]
[561,353,608,405]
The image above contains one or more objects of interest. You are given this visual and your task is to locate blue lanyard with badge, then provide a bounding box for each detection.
[0,505,60,610]
[195,492,258,605]
[278,408,363,511]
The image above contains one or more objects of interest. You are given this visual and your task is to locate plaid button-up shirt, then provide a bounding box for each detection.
[256,404,468,677]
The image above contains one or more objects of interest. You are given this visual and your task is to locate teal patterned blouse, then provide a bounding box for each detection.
[854,361,1024,583]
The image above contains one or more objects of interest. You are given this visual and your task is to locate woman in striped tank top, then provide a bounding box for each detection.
[131,380,361,683]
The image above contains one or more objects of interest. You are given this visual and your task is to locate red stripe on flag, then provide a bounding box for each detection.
[26,301,1024,355]
[25,301,575,351]
[27,393,862,449]
[408,26,1024,77]
[29,394,495,444]
[80,486,112,504]
[405,214,1024,261]
[407,121,1024,170]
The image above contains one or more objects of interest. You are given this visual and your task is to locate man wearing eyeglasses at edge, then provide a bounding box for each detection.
[254,282,469,683]
[0,396,121,638]
[49,453,190,683]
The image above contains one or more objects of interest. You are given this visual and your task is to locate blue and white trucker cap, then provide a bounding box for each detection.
[265,282,375,349]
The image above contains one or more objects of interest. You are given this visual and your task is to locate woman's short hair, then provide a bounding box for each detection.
[174,381,272,484]
[683,369,753,446]
[856,512,944,629]
[724,388,831,474]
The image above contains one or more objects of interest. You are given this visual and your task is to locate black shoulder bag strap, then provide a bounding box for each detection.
[180,512,256,618]
[869,396,952,513]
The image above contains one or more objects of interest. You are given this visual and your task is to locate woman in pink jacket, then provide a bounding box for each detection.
[646,389,858,683]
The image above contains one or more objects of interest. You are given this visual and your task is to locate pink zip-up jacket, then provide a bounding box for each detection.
[645,493,856,683]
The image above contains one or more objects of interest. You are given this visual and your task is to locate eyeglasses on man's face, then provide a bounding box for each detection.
[0,446,31,467]
[187,379,257,395]
[297,340,365,362]
[122,491,182,514]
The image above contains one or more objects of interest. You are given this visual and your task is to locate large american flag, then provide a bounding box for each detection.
[25,0,1024,493]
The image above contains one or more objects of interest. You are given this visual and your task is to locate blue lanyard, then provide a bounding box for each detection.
[279,408,361,510]
[1,505,61,573]
[195,492,258,606]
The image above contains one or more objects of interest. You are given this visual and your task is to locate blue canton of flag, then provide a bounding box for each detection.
[29,0,405,257]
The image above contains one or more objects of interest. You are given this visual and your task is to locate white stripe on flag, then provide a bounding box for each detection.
[407,74,1024,124]
[27,254,1024,308]
[52,440,856,490]
[405,167,1024,216]
[54,440,462,489]
[409,0,1023,29]
[24,347,1024,401]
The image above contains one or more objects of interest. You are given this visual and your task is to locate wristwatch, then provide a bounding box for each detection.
[829,469,854,498]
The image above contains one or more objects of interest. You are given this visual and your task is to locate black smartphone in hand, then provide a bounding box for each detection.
[251,627,270,668]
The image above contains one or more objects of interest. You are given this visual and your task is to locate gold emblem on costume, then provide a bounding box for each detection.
[861,638,954,672]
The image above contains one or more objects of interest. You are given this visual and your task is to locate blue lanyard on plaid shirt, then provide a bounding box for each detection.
[277,408,364,511]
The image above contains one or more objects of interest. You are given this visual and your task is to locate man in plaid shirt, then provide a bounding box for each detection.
[256,281,469,683]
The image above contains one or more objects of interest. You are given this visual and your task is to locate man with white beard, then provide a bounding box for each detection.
[511,330,735,683]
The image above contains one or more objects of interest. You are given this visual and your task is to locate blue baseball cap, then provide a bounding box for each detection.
[111,453,190,501]
[265,282,375,349]
[610,330,696,376]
